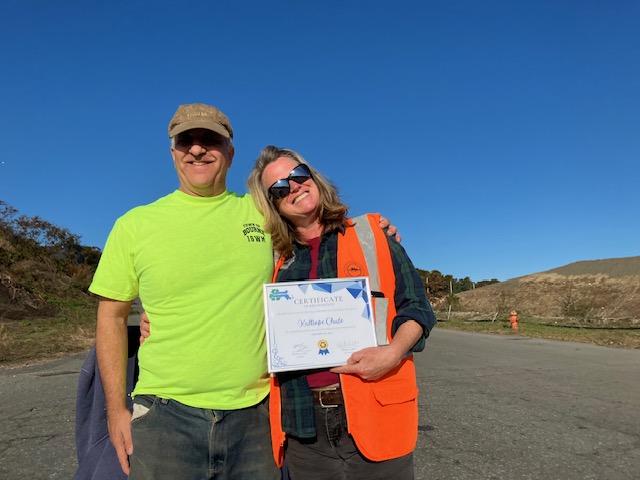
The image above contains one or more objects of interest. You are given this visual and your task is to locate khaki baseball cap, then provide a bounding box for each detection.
[168,103,234,139]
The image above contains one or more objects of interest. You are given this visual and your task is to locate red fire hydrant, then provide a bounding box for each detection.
[509,310,519,330]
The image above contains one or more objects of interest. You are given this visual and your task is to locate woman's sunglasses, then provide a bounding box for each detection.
[268,164,313,199]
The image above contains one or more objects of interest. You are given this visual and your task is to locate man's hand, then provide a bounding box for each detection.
[108,407,134,475]
[331,345,403,381]
[379,215,402,243]
[139,311,150,345]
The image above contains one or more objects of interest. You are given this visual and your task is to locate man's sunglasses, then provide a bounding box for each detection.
[174,130,226,149]
[268,164,313,199]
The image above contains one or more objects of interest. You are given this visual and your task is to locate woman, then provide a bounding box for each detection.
[247,145,436,480]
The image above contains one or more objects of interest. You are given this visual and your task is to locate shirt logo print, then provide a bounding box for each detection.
[242,223,266,243]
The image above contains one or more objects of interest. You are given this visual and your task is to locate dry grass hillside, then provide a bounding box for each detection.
[0,211,99,366]
[449,256,640,324]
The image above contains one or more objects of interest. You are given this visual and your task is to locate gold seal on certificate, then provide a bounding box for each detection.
[263,277,377,373]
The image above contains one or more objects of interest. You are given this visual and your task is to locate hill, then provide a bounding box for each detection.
[450,256,640,322]
[0,202,99,365]
[543,256,640,278]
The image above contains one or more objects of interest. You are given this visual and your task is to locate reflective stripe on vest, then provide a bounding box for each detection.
[351,214,389,346]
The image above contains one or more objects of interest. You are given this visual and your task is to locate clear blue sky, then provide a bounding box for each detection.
[1,1,638,281]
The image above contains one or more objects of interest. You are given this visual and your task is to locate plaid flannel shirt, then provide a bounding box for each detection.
[275,225,436,438]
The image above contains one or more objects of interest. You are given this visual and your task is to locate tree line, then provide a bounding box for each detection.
[0,200,100,287]
[416,268,500,302]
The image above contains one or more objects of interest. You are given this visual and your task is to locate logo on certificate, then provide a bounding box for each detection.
[269,288,293,301]
[318,339,329,355]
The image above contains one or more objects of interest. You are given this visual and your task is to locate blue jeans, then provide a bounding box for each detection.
[129,395,281,480]
[285,403,414,480]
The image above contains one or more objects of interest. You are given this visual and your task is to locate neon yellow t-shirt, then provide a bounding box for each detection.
[89,190,273,409]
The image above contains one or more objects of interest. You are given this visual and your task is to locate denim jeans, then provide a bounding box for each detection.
[285,403,414,480]
[129,395,281,480]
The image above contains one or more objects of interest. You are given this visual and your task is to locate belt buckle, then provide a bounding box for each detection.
[318,388,339,409]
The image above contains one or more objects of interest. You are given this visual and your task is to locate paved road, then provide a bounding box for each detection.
[414,330,640,480]
[1,329,639,479]
[0,352,84,479]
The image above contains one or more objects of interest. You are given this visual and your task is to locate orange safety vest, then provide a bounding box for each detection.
[269,213,419,466]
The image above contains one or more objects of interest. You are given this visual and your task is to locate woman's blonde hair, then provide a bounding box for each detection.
[247,145,349,258]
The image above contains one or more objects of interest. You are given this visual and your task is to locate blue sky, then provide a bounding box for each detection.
[1,1,638,281]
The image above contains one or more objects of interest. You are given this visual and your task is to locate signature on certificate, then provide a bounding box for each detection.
[337,340,360,351]
[293,343,310,354]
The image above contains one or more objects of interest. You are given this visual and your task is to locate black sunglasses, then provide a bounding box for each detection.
[174,130,226,149]
[268,164,313,199]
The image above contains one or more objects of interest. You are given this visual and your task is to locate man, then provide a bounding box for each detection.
[91,103,279,479]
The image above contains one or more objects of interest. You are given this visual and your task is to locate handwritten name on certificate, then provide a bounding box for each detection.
[263,277,377,373]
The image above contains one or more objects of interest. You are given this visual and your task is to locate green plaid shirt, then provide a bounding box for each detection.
[275,225,436,438]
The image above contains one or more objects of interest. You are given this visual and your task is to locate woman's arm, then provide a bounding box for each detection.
[331,231,436,380]
[330,319,423,380]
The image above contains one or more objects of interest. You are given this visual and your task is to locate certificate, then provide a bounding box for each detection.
[263,277,377,373]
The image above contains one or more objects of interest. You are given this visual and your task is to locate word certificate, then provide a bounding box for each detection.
[263,277,377,373]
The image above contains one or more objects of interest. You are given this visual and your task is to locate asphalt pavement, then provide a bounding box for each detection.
[1,329,638,479]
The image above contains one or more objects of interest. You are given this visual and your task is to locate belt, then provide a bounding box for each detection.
[312,387,343,408]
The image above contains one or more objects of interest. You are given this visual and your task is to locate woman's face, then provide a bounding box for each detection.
[262,156,320,227]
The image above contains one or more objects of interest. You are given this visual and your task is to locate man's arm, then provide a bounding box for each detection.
[95,298,133,475]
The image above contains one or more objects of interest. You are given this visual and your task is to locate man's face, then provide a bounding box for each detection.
[171,128,234,197]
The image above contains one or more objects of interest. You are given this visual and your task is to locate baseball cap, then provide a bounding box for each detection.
[168,103,234,139]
